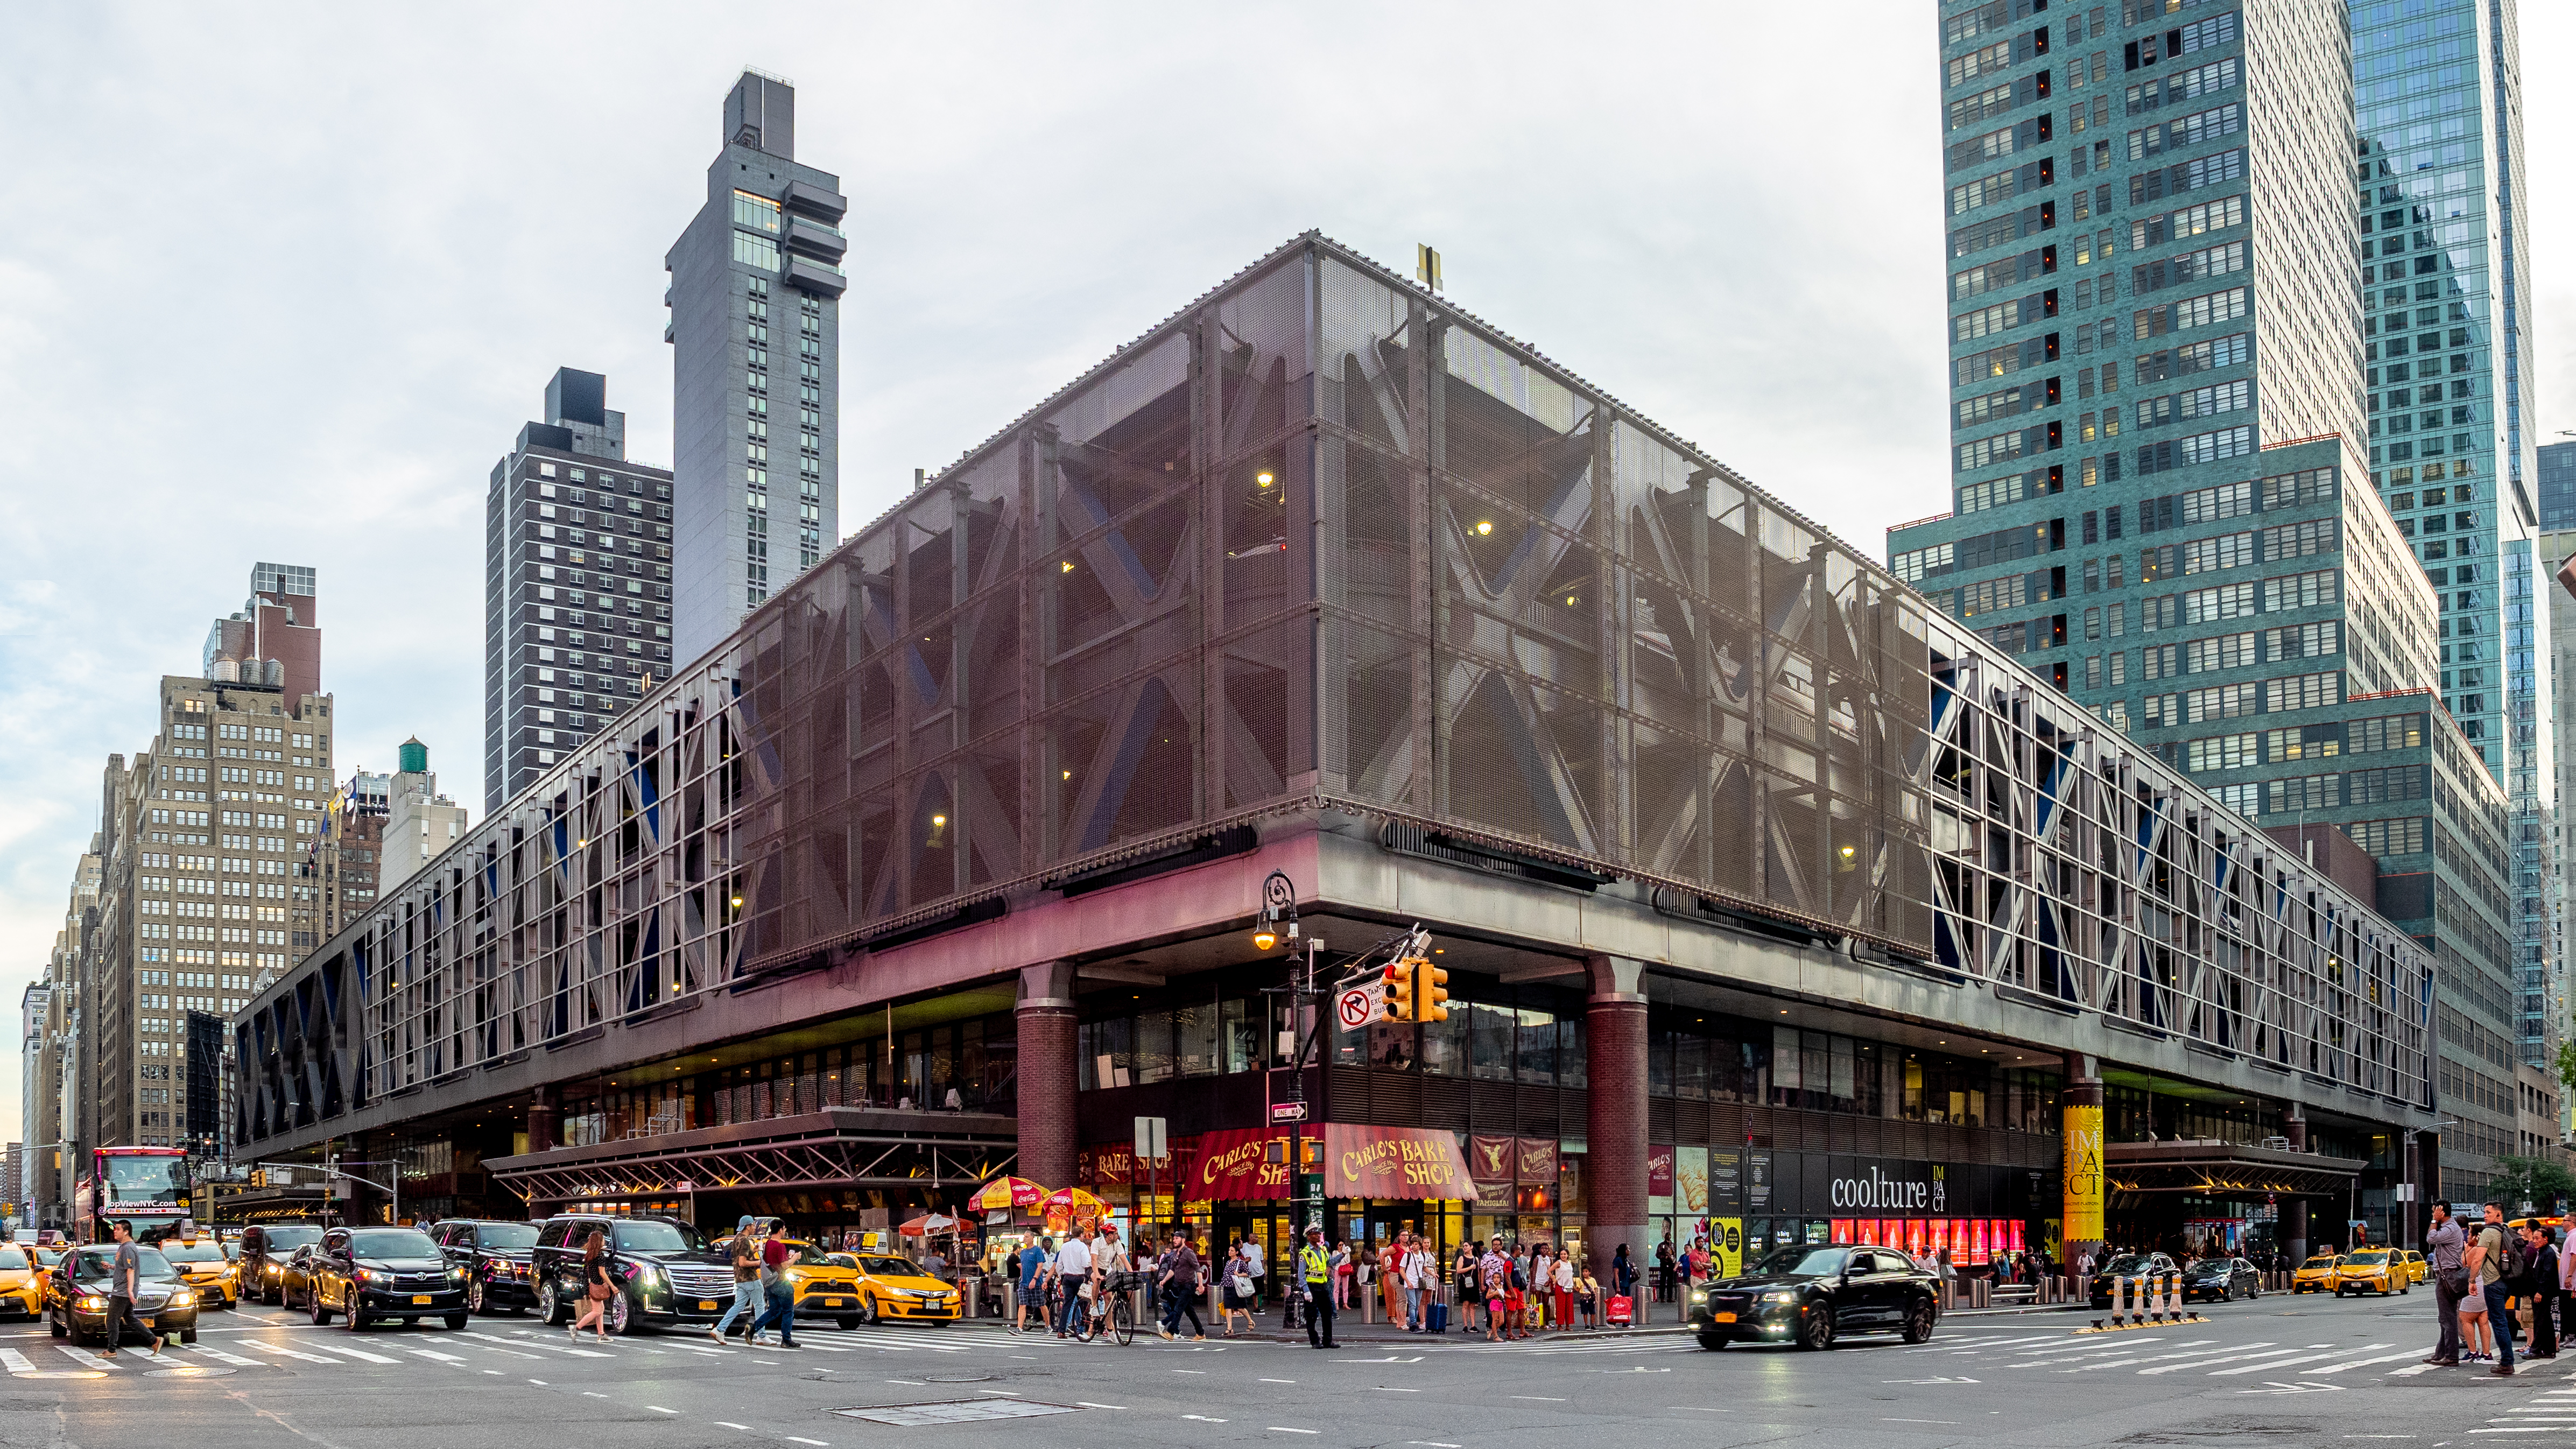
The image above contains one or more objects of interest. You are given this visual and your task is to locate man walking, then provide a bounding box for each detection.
[1053,1225,1094,1340]
[712,1216,764,1344]
[745,1222,801,1349]
[2522,1220,2559,1360]
[2472,1202,2517,1376]
[101,1221,163,1359]
[1012,1235,1051,1335]
[2425,1200,2466,1367]
[1299,1223,1338,1348]
[1156,1229,1206,1341]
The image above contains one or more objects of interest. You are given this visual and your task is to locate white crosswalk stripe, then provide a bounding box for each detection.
[56,1346,117,1369]
[324,1342,405,1364]
[2208,1344,2392,1376]
[484,1332,613,1358]
[188,1342,265,1367]
[2299,1348,2425,1376]
[247,1340,348,1364]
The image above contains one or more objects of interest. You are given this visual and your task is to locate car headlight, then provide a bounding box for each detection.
[451,1268,469,1281]
[171,1290,196,1305]
[1688,1290,1707,1303]
[1762,1290,1799,1303]
[355,1269,378,1283]
[80,1296,105,1310]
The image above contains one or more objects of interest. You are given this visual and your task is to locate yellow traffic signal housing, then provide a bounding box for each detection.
[1384,959,1417,1022]
[1419,961,1451,1022]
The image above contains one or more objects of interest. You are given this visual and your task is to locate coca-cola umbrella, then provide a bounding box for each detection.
[1041,1186,1111,1222]
[898,1213,967,1236]
[967,1177,1049,1213]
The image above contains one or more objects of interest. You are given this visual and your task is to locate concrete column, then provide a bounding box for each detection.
[2284,1103,2310,1261]
[527,1084,559,1155]
[2061,1050,2105,1269]
[1585,954,1649,1275]
[1017,960,1081,1191]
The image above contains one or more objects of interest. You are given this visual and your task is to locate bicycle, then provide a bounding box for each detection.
[1083,1271,1139,1346]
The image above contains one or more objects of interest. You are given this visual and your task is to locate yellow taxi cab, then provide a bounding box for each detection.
[2398,1248,2427,1285]
[0,1243,44,1318]
[2292,1254,2342,1293]
[842,1251,962,1326]
[157,1234,237,1309]
[2333,1248,2406,1297]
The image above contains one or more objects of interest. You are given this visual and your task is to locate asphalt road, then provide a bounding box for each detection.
[0,1288,2559,1447]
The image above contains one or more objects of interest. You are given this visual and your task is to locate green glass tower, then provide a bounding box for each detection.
[1901,0,2517,1198]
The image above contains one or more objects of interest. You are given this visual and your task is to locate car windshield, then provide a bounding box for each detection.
[98,1152,189,1206]
[159,1240,223,1263]
[349,1230,441,1258]
[261,1227,322,1251]
[477,1224,540,1250]
[2100,1255,2160,1275]
[612,1220,707,1254]
[824,1254,857,1269]
[857,1255,924,1277]
[2305,1255,2340,1268]
[0,1248,26,1270]
[33,1248,61,1264]
[2345,1250,2389,1264]
[1748,1247,1850,1278]
[74,1248,173,1281]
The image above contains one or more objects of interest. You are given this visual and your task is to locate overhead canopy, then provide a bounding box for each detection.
[2105,1139,2367,1200]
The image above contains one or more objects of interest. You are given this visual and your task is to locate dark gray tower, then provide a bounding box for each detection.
[484,368,675,812]
[666,69,846,662]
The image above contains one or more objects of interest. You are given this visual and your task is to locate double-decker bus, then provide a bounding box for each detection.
[88,1147,191,1243]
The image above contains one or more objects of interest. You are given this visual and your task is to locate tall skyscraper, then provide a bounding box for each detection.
[70,565,334,1153]
[666,69,845,662]
[484,368,677,811]
[2349,0,2553,1072]
[1903,1,2519,1197]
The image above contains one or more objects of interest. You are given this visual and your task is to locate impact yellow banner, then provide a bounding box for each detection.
[2063,1103,2105,1243]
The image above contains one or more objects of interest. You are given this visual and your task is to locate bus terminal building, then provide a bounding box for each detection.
[234,235,2438,1272]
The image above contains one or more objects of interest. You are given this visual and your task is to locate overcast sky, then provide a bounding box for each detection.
[4,3,2572,1143]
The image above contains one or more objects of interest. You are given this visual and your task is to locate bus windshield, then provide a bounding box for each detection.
[98,1153,188,1206]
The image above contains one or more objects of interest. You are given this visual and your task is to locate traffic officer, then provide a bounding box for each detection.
[1300,1223,1339,1349]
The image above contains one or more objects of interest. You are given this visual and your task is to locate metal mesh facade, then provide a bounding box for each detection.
[236,236,2431,1151]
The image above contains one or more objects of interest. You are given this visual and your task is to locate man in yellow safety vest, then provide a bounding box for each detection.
[1299,1224,1338,1349]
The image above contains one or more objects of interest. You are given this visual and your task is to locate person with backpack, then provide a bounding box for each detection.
[712,1216,765,1343]
[745,1222,801,1349]
[1156,1228,1207,1341]
[2473,1201,2521,1376]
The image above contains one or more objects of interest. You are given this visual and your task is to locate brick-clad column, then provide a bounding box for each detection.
[1016,960,1081,1190]
[1585,954,1649,1274]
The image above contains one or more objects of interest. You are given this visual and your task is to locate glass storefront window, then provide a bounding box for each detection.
[1222,997,1258,1074]
[1136,1010,1174,1084]
[1421,1007,1466,1076]
[1176,1003,1218,1077]
[1517,1008,1557,1085]
[1470,1002,1514,1080]
[1674,1031,1707,1100]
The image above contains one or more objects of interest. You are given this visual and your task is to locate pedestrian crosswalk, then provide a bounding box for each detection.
[1904,1329,2539,1385]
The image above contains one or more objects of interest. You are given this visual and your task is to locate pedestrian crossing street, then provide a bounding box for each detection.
[0,1320,1000,1378]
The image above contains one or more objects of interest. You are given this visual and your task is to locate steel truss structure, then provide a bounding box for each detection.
[488,1123,1015,1207]
[239,234,2432,1155]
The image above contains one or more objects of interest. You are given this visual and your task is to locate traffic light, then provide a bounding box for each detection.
[1384,960,1416,1022]
[1419,960,1450,1023]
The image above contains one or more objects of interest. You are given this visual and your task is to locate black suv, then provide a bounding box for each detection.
[238,1222,323,1306]
[432,1219,543,1316]
[305,1226,469,1331]
[531,1213,733,1335]
[1691,1244,1941,1350]
[2088,1251,2181,1309]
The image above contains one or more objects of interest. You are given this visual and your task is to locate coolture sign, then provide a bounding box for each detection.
[1324,1126,1467,1200]
[1828,1163,1949,1213]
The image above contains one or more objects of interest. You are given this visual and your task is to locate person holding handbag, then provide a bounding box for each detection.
[569,1229,615,1343]
[2426,1200,2467,1366]
[1219,1240,1256,1339]
[1454,1244,1481,1334]
[745,1222,802,1349]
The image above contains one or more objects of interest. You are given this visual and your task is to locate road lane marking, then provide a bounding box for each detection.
[188,1344,264,1367]
[404,1348,468,1362]
[248,1341,344,1364]
[0,1348,36,1373]
[1259,1377,1296,1383]
[648,1406,676,1415]
[2211,1345,2393,1376]
[1270,1429,1319,1435]
[326,1344,403,1364]
[1075,1402,1127,1410]
[1512,1396,1567,1401]
[786,1439,829,1446]
[2139,1345,2318,1375]
[488,1332,611,1358]
[57,1347,117,1369]
[2304,1349,2432,1375]
[716,1423,751,1431]
[1183,1415,1228,1423]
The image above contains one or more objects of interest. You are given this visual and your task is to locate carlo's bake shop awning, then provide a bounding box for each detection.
[1324,1126,1469,1200]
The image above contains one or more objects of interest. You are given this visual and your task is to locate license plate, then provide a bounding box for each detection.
[699,1300,719,1311]
[412,1295,433,1305]
[1713,1311,1737,1323]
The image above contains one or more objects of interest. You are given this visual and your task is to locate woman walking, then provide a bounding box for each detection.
[570,1228,615,1342]
[1220,1240,1257,1339]
[1380,1233,1407,1328]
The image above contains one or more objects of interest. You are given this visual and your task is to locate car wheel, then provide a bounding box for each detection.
[180,1327,198,1345]
[346,1299,369,1332]
[606,1291,634,1337]
[2247,1283,2259,1300]
[1798,1304,1834,1351]
[1902,1299,1937,1345]
[837,1317,861,1331]
[445,1313,469,1331]
[310,1288,332,1326]
[467,1276,487,1315]
[537,1277,565,1326]
[1696,1331,1730,1351]
[857,1295,879,1326]
[48,1311,65,1340]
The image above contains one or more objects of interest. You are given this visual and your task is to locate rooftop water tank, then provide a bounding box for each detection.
[399,737,428,773]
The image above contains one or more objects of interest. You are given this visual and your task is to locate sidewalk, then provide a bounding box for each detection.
[961,1294,2084,1346]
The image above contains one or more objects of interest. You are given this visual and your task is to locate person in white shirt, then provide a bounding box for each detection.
[1053,1228,1095,1339]
[1553,1249,1577,1328]
[1400,1237,1435,1331]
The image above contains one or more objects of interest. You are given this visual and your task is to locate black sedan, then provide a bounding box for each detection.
[2087,1251,2181,1309]
[1690,1245,1941,1351]
[306,1227,469,1331]
[277,1243,324,1310]
[431,1219,542,1316]
[47,1245,201,1348]
[2180,1256,2262,1303]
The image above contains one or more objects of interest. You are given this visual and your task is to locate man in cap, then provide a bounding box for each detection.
[712,1215,765,1343]
[1299,1223,1338,1348]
